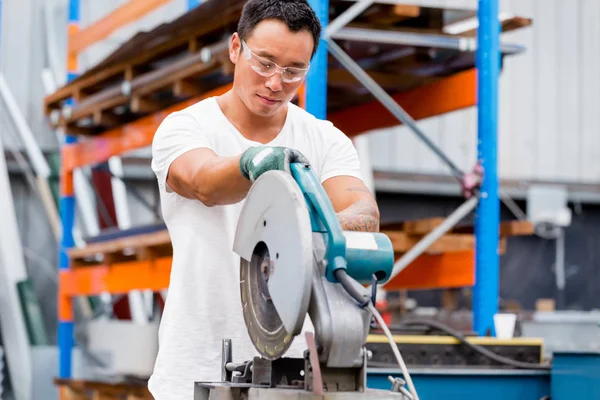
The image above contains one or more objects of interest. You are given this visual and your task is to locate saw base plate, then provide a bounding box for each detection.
[198,339,408,400]
[193,383,406,399]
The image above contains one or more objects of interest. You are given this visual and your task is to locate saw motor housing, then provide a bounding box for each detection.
[289,162,395,285]
[233,162,395,372]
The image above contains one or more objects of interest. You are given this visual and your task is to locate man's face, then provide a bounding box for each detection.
[229,19,314,117]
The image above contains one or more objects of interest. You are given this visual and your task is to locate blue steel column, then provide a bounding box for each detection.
[306,0,328,120]
[58,0,79,381]
[474,0,500,336]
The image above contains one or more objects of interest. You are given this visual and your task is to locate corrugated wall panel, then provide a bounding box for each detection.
[556,0,580,181]
[367,0,600,184]
[532,0,559,180]
[502,0,535,180]
[579,0,600,182]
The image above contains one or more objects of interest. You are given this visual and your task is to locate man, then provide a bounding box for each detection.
[148,0,380,398]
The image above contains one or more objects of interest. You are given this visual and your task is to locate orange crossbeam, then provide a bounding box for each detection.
[68,0,173,55]
[63,70,474,171]
[329,68,477,137]
[59,258,171,297]
[58,250,472,301]
[62,83,232,171]
[384,250,475,291]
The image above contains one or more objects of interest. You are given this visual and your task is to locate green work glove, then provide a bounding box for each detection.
[239,146,310,182]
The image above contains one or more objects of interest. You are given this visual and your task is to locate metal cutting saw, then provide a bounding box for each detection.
[194,161,419,400]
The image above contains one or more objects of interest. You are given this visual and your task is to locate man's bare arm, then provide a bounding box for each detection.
[336,197,380,232]
[322,176,380,232]
[167,148,251,207]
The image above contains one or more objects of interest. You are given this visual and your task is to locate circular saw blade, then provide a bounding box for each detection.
[240,242,293,359]
[235,170,313,360]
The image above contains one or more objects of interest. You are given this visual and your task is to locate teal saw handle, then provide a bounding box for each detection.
[290,162,346,281]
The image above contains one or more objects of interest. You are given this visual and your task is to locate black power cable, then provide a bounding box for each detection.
[334,268,370,308]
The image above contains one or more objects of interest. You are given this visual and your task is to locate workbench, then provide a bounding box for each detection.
[367,351,600,400]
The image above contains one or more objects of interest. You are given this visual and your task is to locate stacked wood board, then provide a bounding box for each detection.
[44,1,531,137]
[47,1,534,296]
[63,217,534,292]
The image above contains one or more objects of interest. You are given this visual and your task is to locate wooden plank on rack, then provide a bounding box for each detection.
[174,79,203,97]
[402,218,445,235]
[68,230,171,260]
[394,5,420,18]
[498,220,535,236]
[44,4,244,112]
[68,0,173,55]
[383,231,474,254]
[130,96,161,113]
[62,83,232,171]
[452,220,534,237]
[328,68,477,137]
[58,386,86,400]
[457,16,533,38]
[327,68,419,90]
[61,49,224,126]
[54,378,152,399]
[362,4,420,25]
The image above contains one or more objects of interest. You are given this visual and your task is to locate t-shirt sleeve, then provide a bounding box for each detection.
[151,110,214,192]
[318,121,364,184]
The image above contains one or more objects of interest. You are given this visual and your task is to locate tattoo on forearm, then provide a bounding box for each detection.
[336,199,380,232]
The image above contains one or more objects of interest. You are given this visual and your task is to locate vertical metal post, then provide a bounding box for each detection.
[555,228,566,309]
[306,0,329,120]
[58,0,79,382]
[474,0,500,336]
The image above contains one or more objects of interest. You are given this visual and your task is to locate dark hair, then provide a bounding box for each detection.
[237,0,322,58]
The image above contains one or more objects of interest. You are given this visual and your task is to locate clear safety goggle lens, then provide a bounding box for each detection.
[242,40,309,83]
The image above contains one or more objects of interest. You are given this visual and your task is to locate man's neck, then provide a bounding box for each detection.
[217,91,287,144]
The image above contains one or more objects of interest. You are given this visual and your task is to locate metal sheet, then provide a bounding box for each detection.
[521,312,600,359]
[551,352,600,400]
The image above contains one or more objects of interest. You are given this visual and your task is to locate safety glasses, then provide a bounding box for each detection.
[241,39,309,83]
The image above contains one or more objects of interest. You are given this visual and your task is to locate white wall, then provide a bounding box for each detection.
[367,0,600,184]
[0,0,57,151]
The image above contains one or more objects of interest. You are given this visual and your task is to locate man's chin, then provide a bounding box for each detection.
[252,102,283,117]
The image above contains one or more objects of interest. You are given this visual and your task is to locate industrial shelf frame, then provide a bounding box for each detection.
[57,0,201,387]
[307,0,500,337]
[56,0,501,390]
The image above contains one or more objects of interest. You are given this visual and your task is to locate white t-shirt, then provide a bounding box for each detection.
[148,96,363,399]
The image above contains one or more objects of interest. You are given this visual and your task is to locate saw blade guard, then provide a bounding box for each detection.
[233,170,313,340]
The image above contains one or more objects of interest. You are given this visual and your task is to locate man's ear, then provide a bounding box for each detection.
[229,33,241,64]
